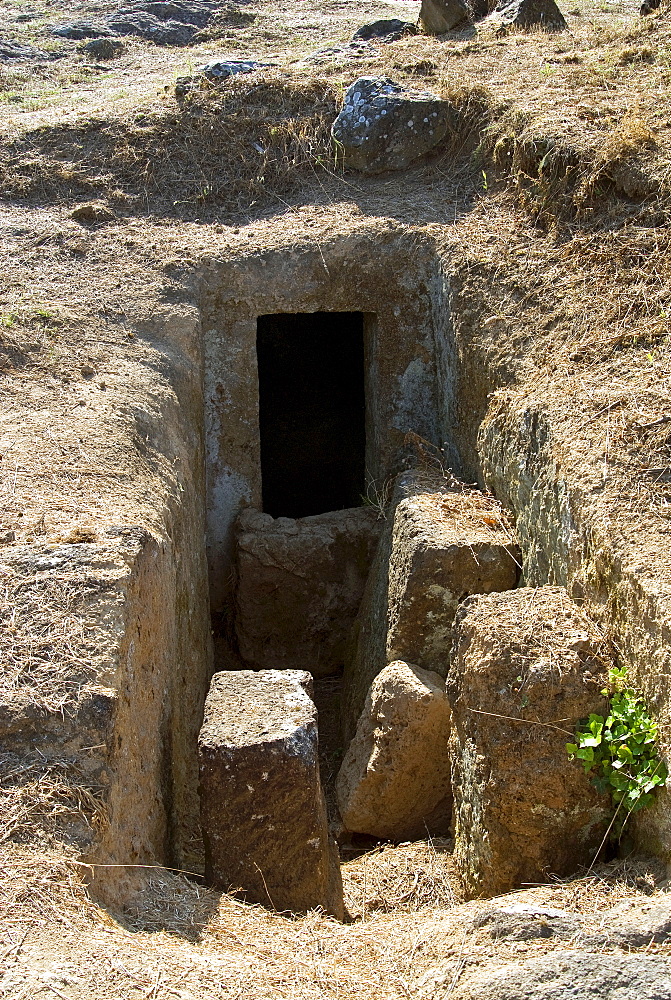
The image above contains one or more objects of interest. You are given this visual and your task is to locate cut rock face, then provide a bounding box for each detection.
[234,507,382,678]
[342,472,520,742]
[420,0,471,34]
[198,670,343,917]
[446,587,612,898]
[331,77,451,173]
[337,660,452,840]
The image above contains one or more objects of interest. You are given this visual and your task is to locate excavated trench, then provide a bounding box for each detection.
[83,223,671,907]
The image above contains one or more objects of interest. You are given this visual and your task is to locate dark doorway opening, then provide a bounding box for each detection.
[257,312,366,519]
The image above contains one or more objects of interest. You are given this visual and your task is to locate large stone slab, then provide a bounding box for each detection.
[331,77,451,174]
[234,507,382,678]
[337,661,452,840]
[342,471,520,742]
[198,669,343,917]
[420,0,471,33]
[446,587,612,898]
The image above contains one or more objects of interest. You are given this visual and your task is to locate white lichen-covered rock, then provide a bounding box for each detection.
[331,77,451,173]
[337,661,452,840]
[420,0,471,33]
[198,669,343,917]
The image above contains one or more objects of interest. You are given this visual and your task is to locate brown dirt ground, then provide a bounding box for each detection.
[2,0,671,996]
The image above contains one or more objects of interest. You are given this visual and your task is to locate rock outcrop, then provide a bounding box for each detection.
[342,471,520,742]
[451,951,671,1000]
[337,661,452,840]
[52,1,221,45]
[198,669,343,917]
[447,587,612,898]
[234,507,381,678]
[419,0,471,34]
[331,77,451,173]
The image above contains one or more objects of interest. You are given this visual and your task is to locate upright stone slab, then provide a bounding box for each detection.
[446,587,612,898]
[420,0,471,33]
[198,670,343,917]
[342,471,520,743]
[234,507,382,678]
[337,660,452,840]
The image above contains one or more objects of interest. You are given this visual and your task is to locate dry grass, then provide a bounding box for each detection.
[0,571,108,713]
[342,840,459,919]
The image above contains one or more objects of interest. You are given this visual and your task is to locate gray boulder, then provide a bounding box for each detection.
[451,951,671,1000]
[352,19,418,42]
[331,77,451,173]
[492,0,566,30]
[201,58,269,81]
[81,38,125,59]
[420,0,471,33]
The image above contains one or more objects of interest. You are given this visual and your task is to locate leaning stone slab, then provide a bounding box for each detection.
[198,670,343,917]
[420,0,471,33]
[331,77,451,173]
[342,471,519,742]
[446,587,611,898]
[234,507,382,678]
[337,661,452,840]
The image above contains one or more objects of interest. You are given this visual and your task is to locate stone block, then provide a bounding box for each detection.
[342,471,520,743]
[420,0,471,33]
[337,661,452,840]
[198,669,343,917]
[446,587,612,898]
[234,507,381,678]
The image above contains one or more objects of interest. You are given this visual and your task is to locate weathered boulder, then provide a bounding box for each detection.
[420,0,471,34]
[446,587,612,898]
[81,37,125,59]
[234,507,381,678]
[198,669,343,917]
[490,0,566,31]
[451,951,671,1000]
[337,661,452,840]
[331,77,451,174]
[0,38,57,61]
[342,471,520,742]
[352,19,418,42]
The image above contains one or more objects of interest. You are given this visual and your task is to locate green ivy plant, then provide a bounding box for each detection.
[567,666,668,837]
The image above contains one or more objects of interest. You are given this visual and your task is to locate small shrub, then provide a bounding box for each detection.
[567,666,667,837]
